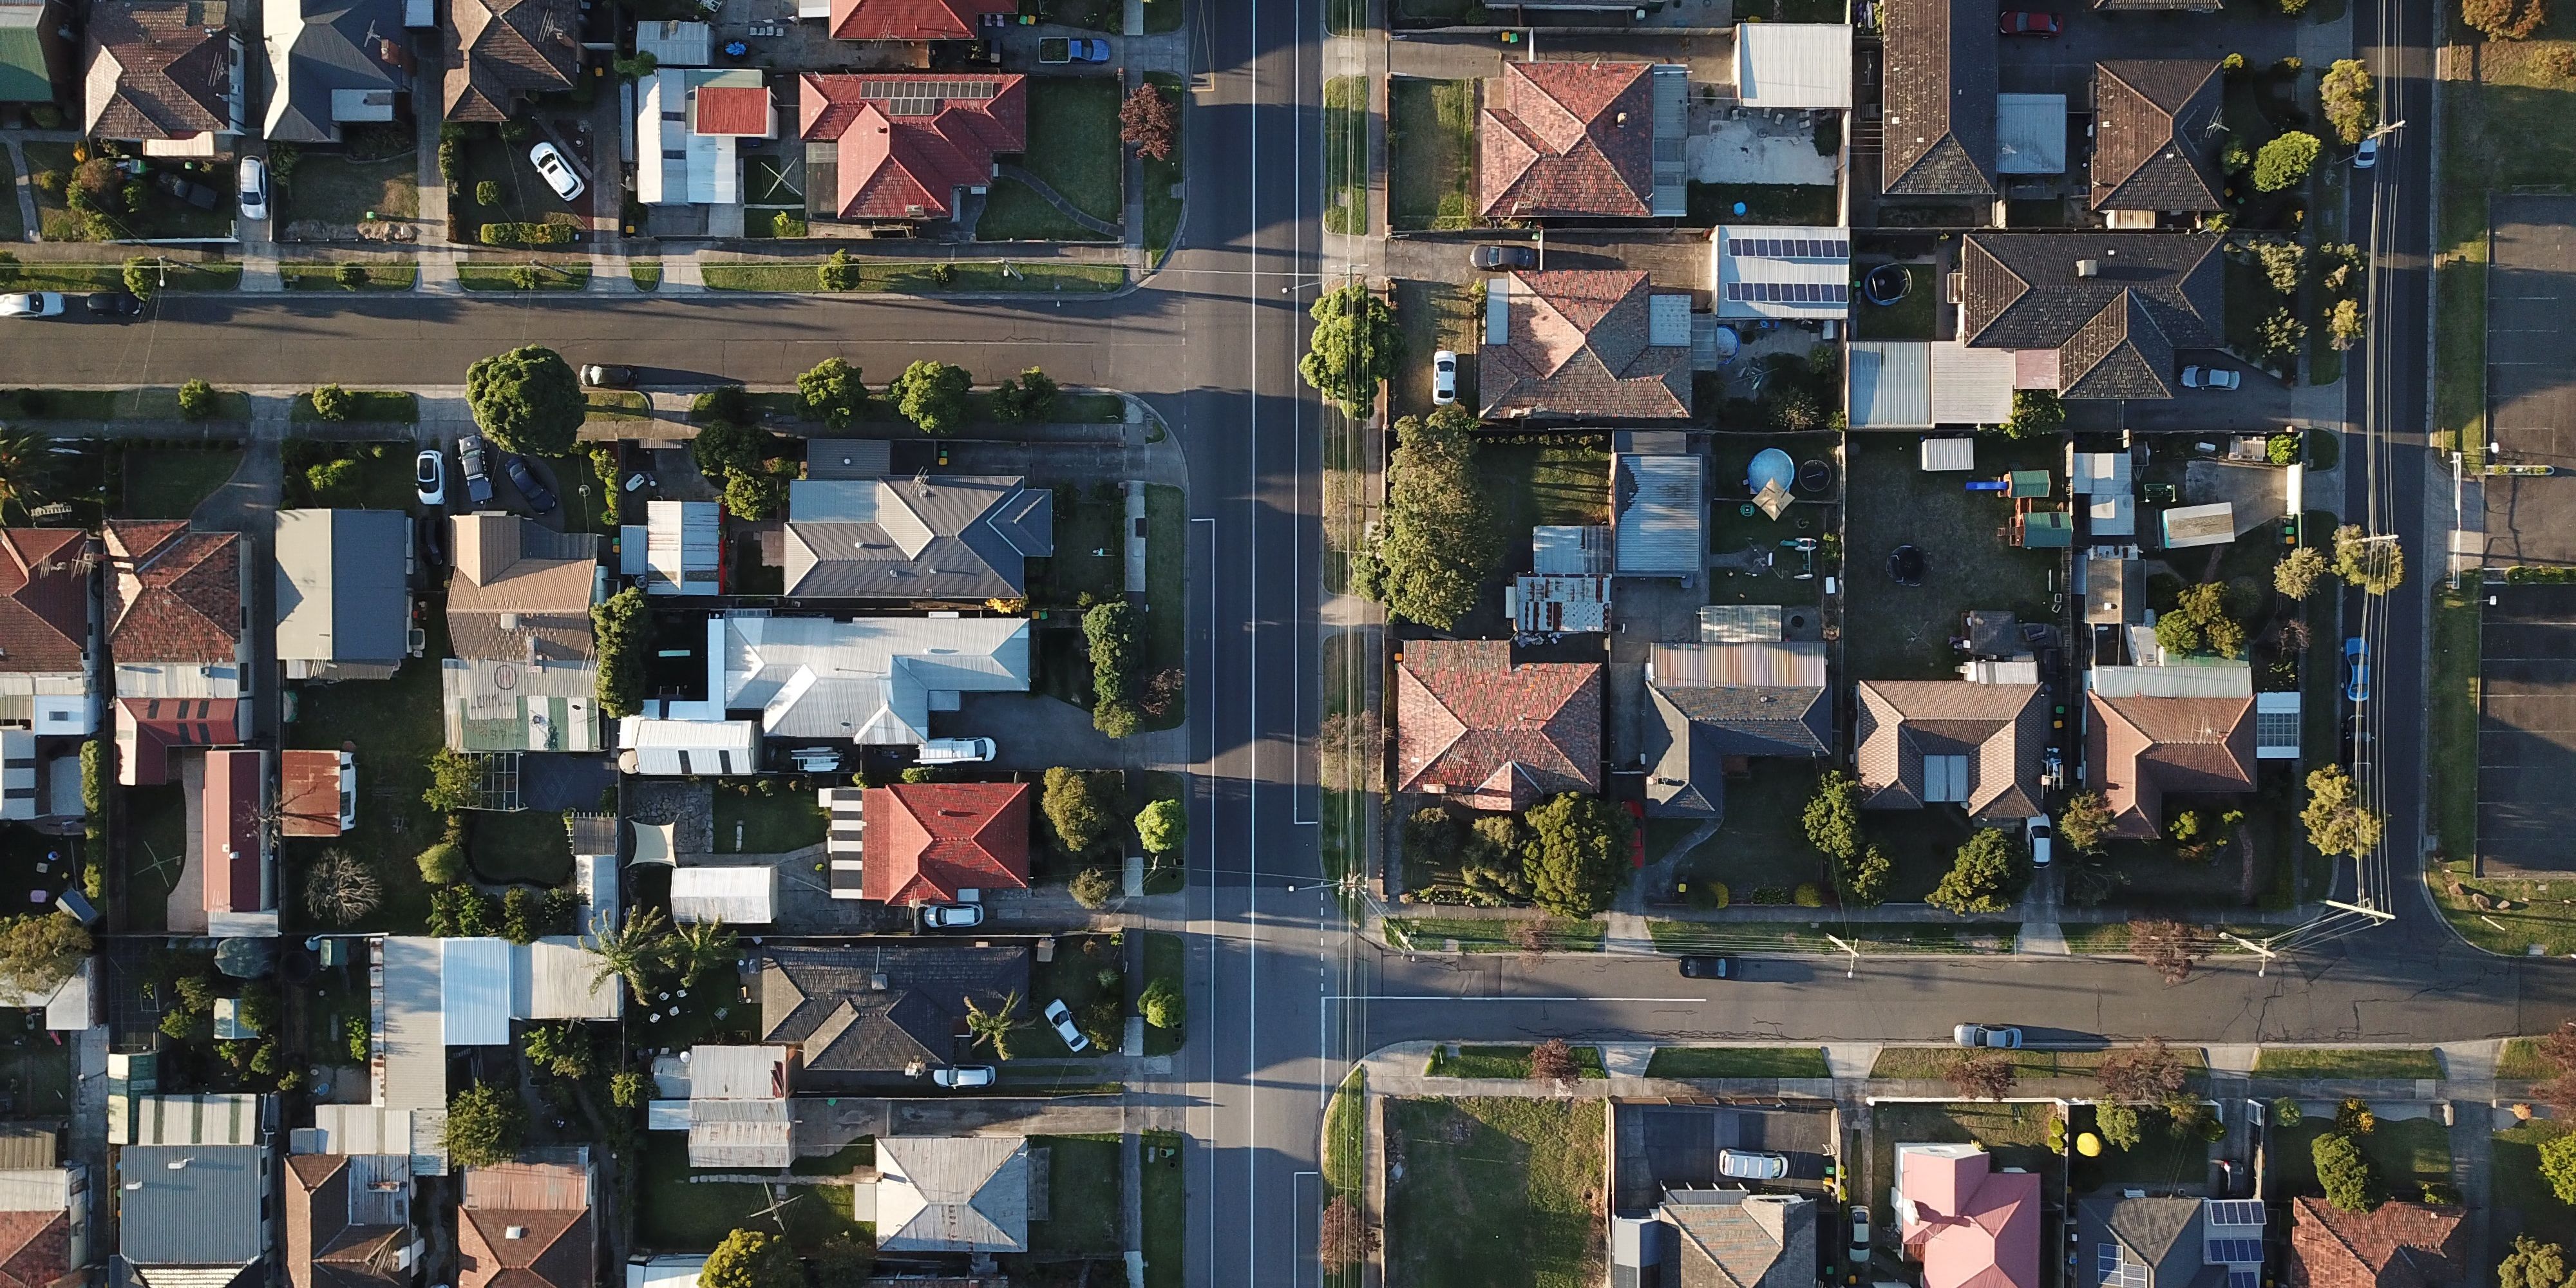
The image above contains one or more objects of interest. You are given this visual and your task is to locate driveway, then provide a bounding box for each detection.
[2477,583,2576,874]
[1612,1102,1840,1207]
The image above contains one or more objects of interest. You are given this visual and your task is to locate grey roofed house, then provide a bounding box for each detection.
[1882,0,1996,196]
[2079,1195,2265,1288]
[260,0,407,142]
[783,476,1054,600]
[1642,643,1832,819]
[2090,61,2226,213]
[276,509,412,680]
[1620,1191,1817,1288]
[874,1137,1030,1253]
[1960,232,2224,401]
[118,1143,270,1288]
[757,944,1030,1083]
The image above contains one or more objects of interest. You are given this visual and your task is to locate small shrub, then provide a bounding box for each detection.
[334,262,368,290]
[2269,433,2301,465]
[310,384,355,421]
[437,140,461,185]
[499,118,534,144]
[480,222,576,247]
[819,249,862,291]
[176,379,216,421]
[772,211,808,238]
[1792,883,1824,907]
[1068,867,1117,909]
[475,180,501,207]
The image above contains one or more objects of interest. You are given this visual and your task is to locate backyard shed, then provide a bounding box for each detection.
[1734,24,1854,108]
[2160,502,2237,549]
[671,866,778,925]
[440,938,513,1046]
[1919,437,1976,472]
[2016,511,2074,547]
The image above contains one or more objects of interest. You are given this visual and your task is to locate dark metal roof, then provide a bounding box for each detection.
[759,944,1030,1075]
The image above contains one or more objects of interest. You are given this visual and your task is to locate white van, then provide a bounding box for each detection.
[918,737,996,764]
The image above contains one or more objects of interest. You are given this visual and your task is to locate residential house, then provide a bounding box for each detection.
[797,73,1025,227]
[2085,690,2257,838]
[821,0,1010,41]
[0,1159,86,1288]
[373,935,620,1155]
[1958,232,2225,400]
[441,514,603,753]
[1713,226,1853,322]
[645,1045,793,1168]
[1881,0,1998,199]
[1480,270,1692,421]
[0,529,96,741]
[1395,639,1601,811]
[115,1142,269,1288]
[782,475,1053,600]
[261,0,411,143]
[299,1105,443,1184]
[1845,341,2019,429]
[635,70,770,207]
[2078,1196,2269,1288]
[197,748,275,936]
[2284,1196,2463,1288]
[860,781,1032,904]
[2090,61,2226,222]
[276,509,417,681]
[455,1160,592,1288]
[756,943,1030,1086]
[283,1153,419,1288]
[1642,641,1832,818]
[1614,1191,1816,1288]
[1893,1144,2040,1288]
[0,0,69,108]
[1477,60,1684,220]
[652,613,1030,746]
[441,0,574,122]
[278,746,355,838]
[1853,679,2046,822]
[870,1137,1028,1254]
[105,521,249,782]
[89,1,247,155]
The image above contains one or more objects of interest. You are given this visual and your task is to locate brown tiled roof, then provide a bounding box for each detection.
[84,1,234,142]
[446,515,599,663]
[1478,61,1657,219]
[104,521,241,665]
[2286,1198,2463,1288]
[1853,680,2045,822]
[442,0,578,122]
[458,1164,591,1288]
[862,782,1032,904]
[1960,233,2224,400]
[692,84,770,136]
[2090,61,2226,213]
[1479,270,1692,421]
[1396,639,1602,811]
[285,1155,410,1288]
[279,748,346,838]
[0,1209,68,1288]
[0,530,91,674]
[1882,0,1997,196]
[2085,692,2256,838]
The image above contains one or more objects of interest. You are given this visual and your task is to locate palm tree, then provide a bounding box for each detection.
[963,990,1028,1061]
[670,920,738,987]
[586,906,672,1003]
[0,430,54,522]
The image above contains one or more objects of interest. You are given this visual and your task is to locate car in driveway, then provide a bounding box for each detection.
[2182,365,2242,390]
[415,449,447,507]
[932,1065,996,1088]
[2344,636,2370,703]
[1850,1206,1873,1262]
[1432,350,1457,405]
[581,364,634,388]
[1998,10,2061,33]
[502,454,558,513]
[457,435,495,507]
[1677,955,1736,980]
[918,737,996,764]
[1470,243,1539,270]
[528,142,585,201]
[1953,1023,2024,1048]
[86,292,144,319]
[918,902,986,930]
[2025,815,2052,867]
[238,155,270,222]
[1039,35,1110,62]
[0,293,65,319]
[1043,999,1091,1053]
[2354,137,2379,169]
[1718,1150,1790,1181]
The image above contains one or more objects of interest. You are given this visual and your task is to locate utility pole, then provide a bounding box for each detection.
[2219,932,2278,977]
[1823,934,1861,980]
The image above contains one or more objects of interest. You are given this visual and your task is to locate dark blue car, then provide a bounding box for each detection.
[503,454,558,514]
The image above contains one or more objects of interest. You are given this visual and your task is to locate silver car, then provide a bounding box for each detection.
[1718,1149,1789,1181]
[1953,1023,2025,1048]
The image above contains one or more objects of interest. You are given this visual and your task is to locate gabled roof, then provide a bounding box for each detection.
[1899,1150,2041,1288]
[798,73,1026,220]
[1663,1191,1817,1288]
[446,515,599,663]
[1960,233,2224,400]
[2078,1195,2214,1288]
[442,0,578,122]
[261,0,408,144]
[1882,0,1997,196]
[715,613,1029,743]
[825,0,1010,41]
[1645,680,1832,818]
[1853,680,2045,821]
[284,1155,412,1288]
[457,1162,592,1288]
[84,1,234,140]
[276,509,411,667]
[758,944,1029,1077]
[2085,691,2257,838]
[1396,639,1600,811]
[104,521,240,665]
[784,475,1052,600]
[2286,1198,2463,1288]
[0,530,91,674]
[875,1137,1028,1253]
[2090,61,2226,213]
[1478,60,1657,219]
[861,782,1032,904]
[1480,270,1692,421]
[117,697,239,786]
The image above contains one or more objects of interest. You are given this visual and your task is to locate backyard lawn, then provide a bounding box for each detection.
[1389,78,1477,231]
[1704,431,1833,609]
[1644,1046,1830,1079]
[713,790,826,854]
[284,151,420,225]
[1853,263,1938,340]
[122,449,243,518]
[2067,1103,2211,1191]
[634,1134,864,1253]
[283,613,451,934]
[1385,1097,1605,1288]
[465,809,571,885]
[2494,1119,2576,1261]
[1029,1135,1124,1255]
[1841,432,2058,680]
[2271,1116,2452,1202]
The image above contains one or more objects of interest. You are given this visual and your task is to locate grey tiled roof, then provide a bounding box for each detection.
[784,476,1052,600]
[1882,0,1997,196]
[1961,232,2223,400]
[759,945,1030,1077]
[2060,292,2181,400]
[1643,683,1833,819]
[2091,61,2226,213]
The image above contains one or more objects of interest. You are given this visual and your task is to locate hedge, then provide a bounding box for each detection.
[480,222,576,247]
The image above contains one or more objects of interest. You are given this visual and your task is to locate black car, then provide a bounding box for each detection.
[1470,244,1540,270]
[1678,955,1737,980]
[502,455,558,513]
[84,292,143,318]
[1887,544,1926,586]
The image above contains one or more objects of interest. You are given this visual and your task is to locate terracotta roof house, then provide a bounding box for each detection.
[442,0,577,122]
[0,529,96,737]
[0,1164,88,1288]
[1882,0,1997,197]
[861,781,1032,904]
[2085,692,2256,839]
[83,1,240,151]
[113,697,238,787]
[198,748,274,937]
[104,522,242,668]
[2285,1197,2463,1288]
[783,475,1053,600]
[2090,61,2226,216]
[1643,643,1832,819]
[284,1154,417,1288]
[1893,1145,2041,1288]
[1478,60,1683,220]
[278,747,354,838]
[1958,232,2225,400]
[1853,679,2046,822]
[260,0,408,143]
[797,73,1026,225]
[117,1144,269,1288]
[825,0,1010,41]
[757,944,1029,1084]
[456,1160,593,1288]
[1479,270,1693,421]
[1396,639,1601,811]
[2078,1195,2269,1288]
[442,515,601,754]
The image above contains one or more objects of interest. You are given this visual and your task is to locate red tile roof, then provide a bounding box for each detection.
[2084,692,2257,839]
[104,520,241,665]
[692,83,771,137]
[1479,270,1692,421]
[2286,1197,2464,1288]
[279,748,347,838]
[862,781,1032,904]
[799,73,1027,221]
[1479,61,1657,220]
[827,0,1010,40]
[1898,1150,2042,1288]
[0,1209,69,1288]
[116,696,238,786]
[1396,639,1602,811]
[459,1163,592,1288]
[200,748,263,914]
[0,530,93,674]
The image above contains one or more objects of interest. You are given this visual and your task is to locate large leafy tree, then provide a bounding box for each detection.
[2275,545,2332,600]
[2321,59,2376,144]
[702,1229,800,1288]
[1520,793,1629,919]
[2056,790,2114,855]
[1802,770,1863,861]
[2502,1237,2574,1288]
[1299,283,1403,417]
[0,913,88,996]
[464,345,584,456]
[891,359,972,436]
[1357,406,1497,629]
[442,1083,525,1168]
[1926,828,2021,914]
[964,990,1028,1060]
[1041,767,1117,854]
[796,358,866,428]
[1119,82,1179,161]
[1136,798,1186,855]
[587,906,672,1003]
[591,587,650,718]
[2255,132,2322,193]
[2302,765,2384,858]
[2333,524,2405,595]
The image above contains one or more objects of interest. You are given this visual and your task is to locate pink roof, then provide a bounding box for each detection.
[797,73,1027,221]
[200,749,264,914]
[826,0,1009,41]
[1899,1150,2041,1288]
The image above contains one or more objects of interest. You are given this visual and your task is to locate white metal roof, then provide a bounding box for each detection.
[2089,661,2255,698]
[1531,525,1613,575]
[0,1169,70,1213]
[1996,93,2068,175]
[116,1094,263,1146]
[379,936,446,1112]
[636,70,687,206]
[1735,24,1855,108]
[440,938,513,1046]
[645,502,723,596]
[1920,437,1977,471]
[686,1100,793,1168]
[619,717,761,776]
[522,938,623,1021]
[711,614,1032,744]
[1927,343,2018,425]
[634,20,710,66]
[690,1045,791,1099]
[627,1256,709,1288]
[1715,226,1851,319]
[2067,448,2134,494]
[671,866,777,925]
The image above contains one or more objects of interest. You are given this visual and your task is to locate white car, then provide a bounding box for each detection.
[931,1065,996,1088]
[2025,815,2052,867]
[1953,1023,2025,1048]
[0,292,65,319]
[238,155,270,222]
[414,449,446,507]
[1043,998,1091,1053]
[1850,1206,1872,1262]
[529,142,585,202]
[2354,137,2378,170]
[1717,1149,1789,1180]
[2182,365,2241,390]
[918,902,986,930]
[918,737,996,764]
[1432,349,1458,405]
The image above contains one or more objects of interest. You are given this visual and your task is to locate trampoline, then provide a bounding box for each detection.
[1863,263,1912,307]
[1797,459,1832,493]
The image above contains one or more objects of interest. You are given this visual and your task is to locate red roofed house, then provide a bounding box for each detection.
[1396,639,1601,811]
[115,697,240,788]
[826,0,1010,41]
[278,747,355,838]
[2085,692,2257,840]
[0,529,98,739]
[2285,1196,2463,1288]
[199,748,276,936]
[862,781,1032,904]
[1479,60,1682,221]
[1893,1144,2041,1288]
[798,73,1026,227]
[1479,270,1694,421]
[0,1159,88,1288]
[456,1159,593,1288]
[105,520,249,782]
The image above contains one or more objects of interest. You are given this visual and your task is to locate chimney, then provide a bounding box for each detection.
[2074,260,2101,278]
[500,612,521,630]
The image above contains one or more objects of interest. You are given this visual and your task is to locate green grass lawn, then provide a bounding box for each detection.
[1142,1128,1184,1288]
[2,386,247,423]
[290,390,417,422]
[2438,40,2576,455]
[1854,263,1938,339]
[285,151,420,224]
[1645,1046,1830,1079]
[976,178,1113,242]
[1426,1045,1606,1079]
[1686,182,1839,226]
[701,258,1126,292]
[2429,581,2479,862]
[122,784,186,933]
[0,260,238,293]
[1389,78,1477,231]
[457,261,590,291]
[2427,861,2576,956]
[283,612,451,934]
[1672,760,1828,901]
[1030,1135,1122,1253]
[464,810,571,885]
[1871,1045,2209,1083]
[1141,931,1184,1056]
[1025,76,1121,224]
[632,261,663,290]
[2251,1048,2444,1080]
[1648,919,2016,954]
[1841,431,2058,680]
[2499,1037,2557,1082]
[122,449,243,518]
[1703,430,1833,609]
[1386,917,1605,953]
[1325,76,1368,235]
[713,790,826,853]
[2495,1120,2576,1262]
[1385,1098,1604,1288]
[1027,933,1122,1056]
[1143,73,1186,258]
[1392,278,1481,421]
[281,262,419,290]
[0,1039,71,1119]
[1142,482,1187,730]
[289,443,418,511]
[2271,1117,2452,1202]
[2067,1104,2212,1191]
[0,146,19,241]
[635,1133,864,1253]
[450,133,582,234]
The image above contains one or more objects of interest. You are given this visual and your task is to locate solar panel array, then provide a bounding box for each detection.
[858,79,999,116]
[2206,1200,2265,1228]
[1725,281,1851,305]
[2098,1245,2146,1288]
[2207,1239,2264,1265]
[2229,1272,2262,1288]
[1728,236,1850,260]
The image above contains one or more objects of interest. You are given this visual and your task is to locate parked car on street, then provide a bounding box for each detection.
[1998,10,2061,33]
[529,142,585,201]
[238,155,270,222]
[2354,137,2379,169]
[919,903,987,930]
[86,292,144,319]
[932,1065,996,1088]
[2182,365,2241,390]
[1432,350,1457,405]
[1470,243,1539,270]
[1718,1150,1790,1181]
[503,454,558,513]
[918,737,996,764]
[1044,999,1092,1053]
[1953,1023,2025,1048]
[2344,637,2370,703]
[0,293,65,319]
[457,435,495,506]
[415,449,447,507]
[581,364,634,388]
[1677,955,1736,980]
[2025,815,2053,867]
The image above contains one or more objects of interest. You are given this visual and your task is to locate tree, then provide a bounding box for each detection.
[2464,0,2548,39]
[176,379,216,421]
[0,430,53,524]
[964,990,1028,1059]
[2320,59,2378,144]
[1137,798,1186,854]
[688,418,772,478]
[2096,1104,2145,1151]
[1361,405,1499,629]
[124,256,158,301]
[819,249,862,291]
[1530,1037,1580,1083]
[2000,389,2065,439]
[2128,920,2206,984]
[465,345,584,455]
[1320,1195,1377,1267]
[1141,976,1184,1030]
[442,1083,525,1168]
[702,1229,800,1288]
[0,913,86,996]
[2333,524,2405,594]
[1042,767,1116,853]
[992,366,1060,424]
[2257,240,2307,294]
[721,464,788,520]
[2058,791,2114,855]
[2155,582,2244,658]
[2501,1236,2575,1288]
[2302,764,2385,858]
[670,920,739,985]
[1084,599,1141,735]
[587,906,672,1003]
[1068,866,1118,909]
[2255,131,2323,192]
[2329,298,2366,350]
[522,1022,592,1077]
[891,359,972,435]
[335,262,368,290]
[1120,82,1179,161]
[1844,846,1892,907]
[611,1070,652,1108]
[1927,829,2020,914]
[1803,770,1864,861]
[310,383,355,421]
[592,586,650,719]
[2099,1037,2192,1103]
[1298,283,1404,417]
[809,1231,875,1286]
[2543,1134,2576,1206]
[796,357,866,428]
[422,748,479,813]
[2315,1131,2384,1212]
[1520,793,1629,920]
[415,835,466,884]
[1947,1052,2018,1100]
[2277,545,2332,600]
[303,849,382,926]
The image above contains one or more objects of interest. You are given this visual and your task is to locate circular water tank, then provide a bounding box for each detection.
[1747,448,1796,495]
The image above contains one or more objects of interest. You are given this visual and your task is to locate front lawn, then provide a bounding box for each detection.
[976,180,1112,242]
[1389,78,1477,231]
[1392,278,1480,421]
[712,788,826,854]
[0,147,17,241]
[456,261,591,292]
[1869,1102,2056,1214]
[2067,1103,2211,1191]
[1385,1097,1605,1288]
[2250,1048,2443,1080]
[464,809,571,885]
[1425,1045,1605,1079]
[1143,73,1186,257]
[284,150,421,224]
[2429,861,2576,956]
[1024,76,1122,225]
[281,261,419,290]
[122,449,243,518]
[1325,76,1368,234]
[2495,1119,2576,1262]
[1671,759,1828,902]
[448,129,583,235]
[1029,1135,1123,1254]
[1644,1046,1829,1079]
[2271,1116,2452,1202]
[1027,932,1123,1056]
